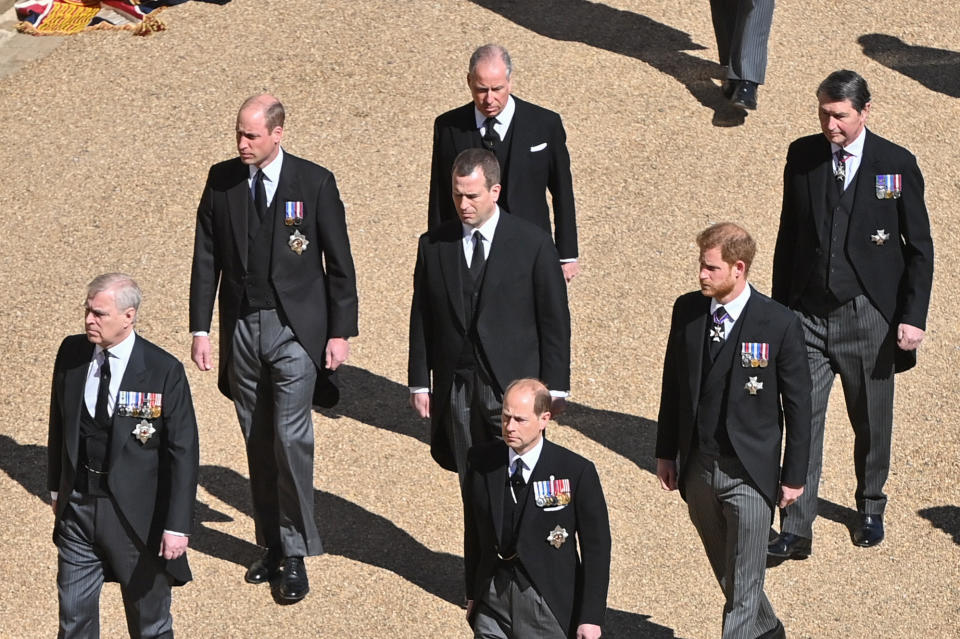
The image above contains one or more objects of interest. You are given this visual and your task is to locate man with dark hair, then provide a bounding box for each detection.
[710,0,775,110]
[463,378,610,639]
[49,273,199,637]
[657,223,811,639]
[409,148,570,484]
[190,93,359,602]
[428,44,581,282]
[769,70,934,558]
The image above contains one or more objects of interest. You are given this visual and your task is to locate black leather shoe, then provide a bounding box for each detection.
[852,514,884,547]
[731,80,759,110]
[756,619,786,639]
[245,551,280,584]
[767,532,811,559]
[721,79,737,100]
[278,556,310,602]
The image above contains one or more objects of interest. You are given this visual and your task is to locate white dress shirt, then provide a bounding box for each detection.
[831,127,867,191]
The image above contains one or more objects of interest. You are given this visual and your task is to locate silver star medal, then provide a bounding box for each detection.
[288,230,309,255]
[133,420,156,444]
[871,229,890,245]
[547,525,569,549]
[744,377,763,396]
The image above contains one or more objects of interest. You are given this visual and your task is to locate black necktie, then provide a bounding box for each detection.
[482,117,500,150]
[834,149,849,188]
[470,231,485,281]
[510,459,525,494]
[253,169,267,222]
[95,350,111,425]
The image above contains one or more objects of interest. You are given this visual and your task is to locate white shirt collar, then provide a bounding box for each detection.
[461,205,501,243]
[98,329,136,363]
[248,146,285,183]
[507,434,544,482]
[831,126,867,158]
[474,95,516,133]
[710,283,751,321]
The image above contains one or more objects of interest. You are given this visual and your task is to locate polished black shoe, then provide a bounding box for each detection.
[244,551,280,584]
[731,80,759,110]
[721,78,737,100]
[852,514,884,547]
[278,556,310,602]
[756,619,786,639]
[767,532,811,559]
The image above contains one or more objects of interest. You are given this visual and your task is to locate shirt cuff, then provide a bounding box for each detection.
[549,390,569,398]
[409,387,429,394]
[50,491,58,501]
[163,530,188,537]
[559,258,578,263]
[191,331,209,337]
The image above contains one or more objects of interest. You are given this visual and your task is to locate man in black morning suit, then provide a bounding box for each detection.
[428,44,581,283]
[656,224,811,639]
[409,148,570,484]
[189,94,359,601]
[49,273,199,638]
[463,379,610,639]
[769,70,934,558]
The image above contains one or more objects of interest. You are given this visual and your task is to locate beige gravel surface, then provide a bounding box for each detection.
[0,1,958,637]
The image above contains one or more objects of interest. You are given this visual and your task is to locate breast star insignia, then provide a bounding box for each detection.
[871,229,890,245]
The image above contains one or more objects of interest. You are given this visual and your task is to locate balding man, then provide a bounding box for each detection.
[190,94,359,602]
[463,378,610,639]
[428,44,581,282]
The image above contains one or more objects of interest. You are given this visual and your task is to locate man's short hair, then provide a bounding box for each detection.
[468,44,512,78]
[239,94,286,131]
[452,148,501,189]
[86,273,142,316]
[817,70,871,112]
[503,378,552,416]
[696,223,756,274]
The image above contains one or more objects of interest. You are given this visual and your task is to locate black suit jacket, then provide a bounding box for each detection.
[408,212,570,471]
[463,439,610,637]
[772,129,934,372]
[47,334,199,585]
[189,152,359,403]
[428,97,579,260]
[656,288,812,505]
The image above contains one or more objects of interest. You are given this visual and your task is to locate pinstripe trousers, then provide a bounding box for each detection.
[686,452,780,639]
[779,296,895,539]
[710,0,775,84]
[449,367,502,486]
[230,309,322,557]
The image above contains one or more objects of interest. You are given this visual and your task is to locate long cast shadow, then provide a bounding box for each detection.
[199,464,464,605]
[858,34,960,98]
[917,505,960,545]
[468,0,747,126]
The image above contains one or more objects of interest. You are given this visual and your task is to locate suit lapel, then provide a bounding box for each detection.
[482,445,509,546]
[109,336,147,465]
[683,297,709,412]
[475,214,513,316]
[439,230,467,331]
[806,136,832,247]
[851,130,878,219]
[63,343,95,469]
[504,98,525,191]
[517,439,555,541]
[270,154,300,278]
[228,162,251,269]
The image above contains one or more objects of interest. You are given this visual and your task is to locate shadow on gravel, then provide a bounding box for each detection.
[858,34,960,99]
[198,464,464,605]
[467,0,747,127]
[604,608,688,638]
[917,505,960,545]
[318,365,661,475]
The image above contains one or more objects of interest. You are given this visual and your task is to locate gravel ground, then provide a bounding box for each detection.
[0,1,957,637]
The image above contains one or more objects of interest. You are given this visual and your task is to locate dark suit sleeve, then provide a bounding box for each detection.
[546,113,578,261]
[189,166,220,333]
[776,313,812,487]
[407,235,431,388]
[655,299,684,460]
[574,461,611,628]
[772,144,799,305]
[47,340,67,494]
[313,170,359,338]
[532,233,571,391]
[160,361,200,535]
[895,153,934,329]
[428,116,454,231]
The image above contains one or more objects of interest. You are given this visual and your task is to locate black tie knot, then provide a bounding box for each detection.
[482,117,500,149]
[510,459,525,490]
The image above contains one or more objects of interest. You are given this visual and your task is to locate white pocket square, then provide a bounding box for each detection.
[529,142,547,152]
